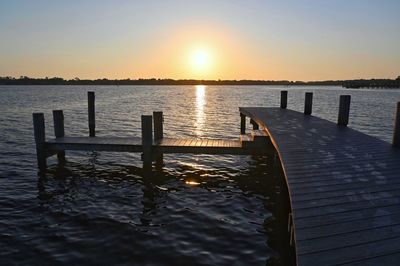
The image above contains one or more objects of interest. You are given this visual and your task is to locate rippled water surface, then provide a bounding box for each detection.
[1,85,399,265]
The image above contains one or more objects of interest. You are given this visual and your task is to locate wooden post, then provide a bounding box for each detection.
[88,91,95,137]
[281,90,288,109]
[33,113,46,171]
[142,115,153,144]
[52,110,65,162]
[337,95,351,126]
[153,111,164,168]
[141,115,153,173]
[153,111,163,141]
[393,102,400,147]
[250,119,259,130]
[304,92,313,115]
[240,113,246,134]
[53,110,64,138]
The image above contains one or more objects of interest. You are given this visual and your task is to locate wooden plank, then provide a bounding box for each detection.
[183,139,191,146]
[195,139,203,147]
[297,236,400,266]
[296,212,400,241]
[291,183,400,202]
[293,196,400,220]
[297,224,400,255]
[340,251,400,266]
[292,190,400,212]
[199,139,206,147]
[294,204,400,229]
[188,139,196,147]
[175,139,184,146]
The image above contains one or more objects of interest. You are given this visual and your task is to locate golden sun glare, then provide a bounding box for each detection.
[190,48,212,74]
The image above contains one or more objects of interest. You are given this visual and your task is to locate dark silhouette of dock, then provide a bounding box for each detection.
[32,92,271,172]
[33,91,400,265]
[240,91,400,265]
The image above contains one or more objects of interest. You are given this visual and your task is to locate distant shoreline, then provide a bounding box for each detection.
[0,77,399,88]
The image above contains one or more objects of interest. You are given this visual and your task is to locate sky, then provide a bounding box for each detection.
[0,0,399,81]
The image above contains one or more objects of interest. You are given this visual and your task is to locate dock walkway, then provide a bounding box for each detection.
[45,136,261,155]
[240,107,400,266]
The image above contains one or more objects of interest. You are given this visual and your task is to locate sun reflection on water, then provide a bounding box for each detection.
[185,180,201,186]
[195,85,206,137]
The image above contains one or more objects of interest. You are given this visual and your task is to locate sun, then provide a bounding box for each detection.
[193,50,209,67]
[190,48,212,75]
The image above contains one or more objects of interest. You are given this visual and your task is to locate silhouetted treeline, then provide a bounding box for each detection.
[342,78,400,89]
[0,76,399,88]
[0,76,340,86]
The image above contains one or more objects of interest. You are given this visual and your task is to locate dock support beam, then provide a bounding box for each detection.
[281,91,288,109]
[393,102,400,147]
[33,113,46,172]
[250,119,259,130]
[153,111,164,168]
[337,95,351,127]
[142,115,153,173]
[88,91,95,137]
[153,111,163,141]
[304,92,313,115]
[240,113,246,134]
[52,110,65,162]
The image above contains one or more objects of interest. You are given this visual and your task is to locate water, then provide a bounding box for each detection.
[0,85,399,265]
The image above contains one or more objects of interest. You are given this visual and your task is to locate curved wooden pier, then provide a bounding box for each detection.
[240,106,400,266]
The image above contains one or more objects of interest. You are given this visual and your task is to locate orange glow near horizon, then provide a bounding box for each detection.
[130,24,247,80]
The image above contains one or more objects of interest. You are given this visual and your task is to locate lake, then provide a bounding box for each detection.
[1,85,399,265]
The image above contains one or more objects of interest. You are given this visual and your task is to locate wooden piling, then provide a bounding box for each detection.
[304,92,313,115]
[240,113,246,134]
[33,113,46,171]
[153,111,164,168]
[53,110,64,138]
[281,90,288,109]
[141,115,153,173]
[338,95,351,126]
[153,111,163,141]
[88,91,95,137]
[142,115,153,144]
[52,110,65,162]
[393,102,400,147]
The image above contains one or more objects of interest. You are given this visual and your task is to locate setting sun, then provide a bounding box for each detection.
[190,48,213,77]
[192,49,209,67]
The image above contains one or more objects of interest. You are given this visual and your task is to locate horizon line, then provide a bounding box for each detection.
[2,75,400,83]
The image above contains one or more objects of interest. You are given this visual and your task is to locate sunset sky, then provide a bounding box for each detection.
[0,0,399,81]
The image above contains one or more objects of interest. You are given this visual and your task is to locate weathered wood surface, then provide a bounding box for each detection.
[239,107,400,266]
[46,137,144,152]
[46,136,265,155]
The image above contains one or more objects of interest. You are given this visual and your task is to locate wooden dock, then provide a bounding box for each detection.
[32,92,272,171]
[240,98,400,265]
[33,91,400,265]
